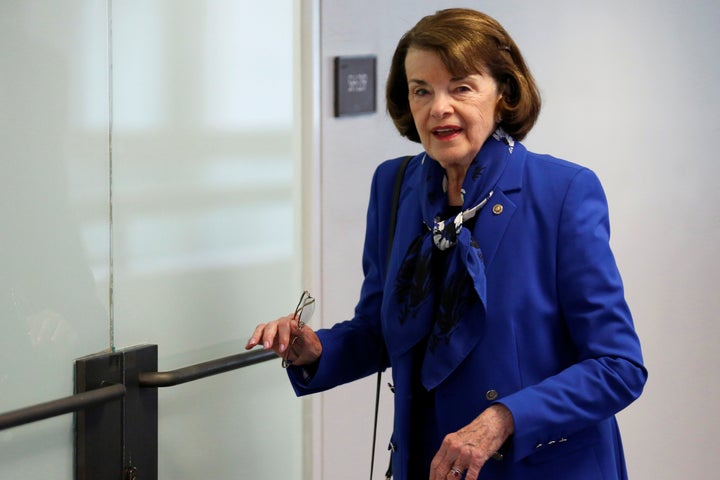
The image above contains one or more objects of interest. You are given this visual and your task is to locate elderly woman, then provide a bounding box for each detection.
[247,8,646,480]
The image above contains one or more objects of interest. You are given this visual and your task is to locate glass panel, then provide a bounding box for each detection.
[0,1,111,478]
[111,1,302,479]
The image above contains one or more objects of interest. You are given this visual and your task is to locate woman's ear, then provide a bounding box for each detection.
[495,94,504,123]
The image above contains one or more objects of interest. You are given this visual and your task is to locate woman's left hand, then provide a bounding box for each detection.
[430,404,514,480]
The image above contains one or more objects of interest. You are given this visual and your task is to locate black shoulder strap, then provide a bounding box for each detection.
[371,154,412,480]
[386,155,412,266]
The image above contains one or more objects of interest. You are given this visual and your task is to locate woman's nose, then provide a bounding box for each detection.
[430,93,453,118]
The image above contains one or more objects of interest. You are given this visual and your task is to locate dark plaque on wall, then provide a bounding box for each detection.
[334,55,377,117]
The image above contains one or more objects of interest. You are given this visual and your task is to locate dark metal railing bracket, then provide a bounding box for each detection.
[75,344,158,480]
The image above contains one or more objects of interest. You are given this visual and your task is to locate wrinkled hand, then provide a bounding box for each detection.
[245,314,322,366]
[430,404,514,480]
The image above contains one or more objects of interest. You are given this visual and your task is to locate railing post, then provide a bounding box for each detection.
[75,345,158,480]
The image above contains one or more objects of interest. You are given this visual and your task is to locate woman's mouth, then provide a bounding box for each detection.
[432,126,462,140]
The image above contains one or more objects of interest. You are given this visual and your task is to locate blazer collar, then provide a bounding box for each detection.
[495,140,526,193]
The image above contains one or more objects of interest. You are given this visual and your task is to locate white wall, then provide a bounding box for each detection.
[313,1,720,479]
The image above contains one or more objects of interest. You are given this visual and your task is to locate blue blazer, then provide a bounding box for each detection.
[290,143,647,480]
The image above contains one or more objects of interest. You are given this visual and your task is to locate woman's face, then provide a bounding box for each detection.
[405,48,501,173]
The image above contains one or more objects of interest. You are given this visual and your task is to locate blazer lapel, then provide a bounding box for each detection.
[473,142,526,269]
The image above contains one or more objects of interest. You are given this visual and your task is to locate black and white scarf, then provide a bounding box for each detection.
[385,128,514,390]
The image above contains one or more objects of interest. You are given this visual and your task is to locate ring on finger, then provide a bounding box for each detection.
[450,466,462,477]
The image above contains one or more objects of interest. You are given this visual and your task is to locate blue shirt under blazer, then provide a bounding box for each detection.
[289,141,647,480]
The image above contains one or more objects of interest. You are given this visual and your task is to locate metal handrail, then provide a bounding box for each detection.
[138,348,277,388]
[0,384,126,431]
[0,347,277,431]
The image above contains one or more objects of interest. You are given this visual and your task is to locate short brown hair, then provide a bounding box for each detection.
[386,8,541,142]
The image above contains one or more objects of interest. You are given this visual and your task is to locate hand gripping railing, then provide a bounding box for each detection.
[0,344,278,480]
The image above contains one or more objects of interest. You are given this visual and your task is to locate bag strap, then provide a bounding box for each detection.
[386,155,412,266]
[370,155,412,480]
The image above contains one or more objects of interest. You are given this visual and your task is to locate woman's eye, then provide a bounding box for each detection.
[412,88,429,97]
[455,85,472,93]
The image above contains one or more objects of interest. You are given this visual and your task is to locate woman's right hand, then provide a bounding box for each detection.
[245,314,322,366]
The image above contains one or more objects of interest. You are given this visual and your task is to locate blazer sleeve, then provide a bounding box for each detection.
[498,167,648,461]
[287,158,406,395]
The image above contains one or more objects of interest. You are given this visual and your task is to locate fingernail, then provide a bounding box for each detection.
[279,343,286,353]
[264,341,270,349]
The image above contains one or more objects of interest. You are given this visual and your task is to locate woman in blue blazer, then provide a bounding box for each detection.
[247,8,646,480]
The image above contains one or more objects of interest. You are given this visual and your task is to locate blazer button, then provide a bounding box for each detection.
[492,204,504,215]
[485,389,498,401]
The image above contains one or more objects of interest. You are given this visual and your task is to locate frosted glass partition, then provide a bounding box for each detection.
[0,1,111,478]
[111,1,302,479]
[0,1,302,479]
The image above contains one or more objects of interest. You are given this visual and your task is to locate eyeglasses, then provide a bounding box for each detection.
[282,290,315,368]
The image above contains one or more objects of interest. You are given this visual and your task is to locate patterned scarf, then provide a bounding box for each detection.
[385,129,514,390]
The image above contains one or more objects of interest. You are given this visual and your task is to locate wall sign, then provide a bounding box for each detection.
[334,55,376,117]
